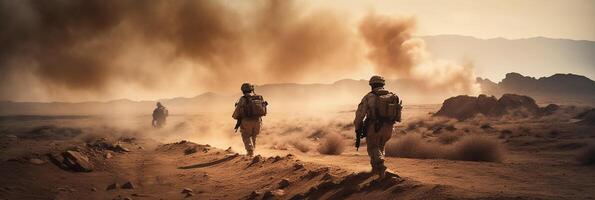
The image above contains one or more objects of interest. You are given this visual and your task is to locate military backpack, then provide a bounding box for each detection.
[373,90,402,123]
[242,95,268,118]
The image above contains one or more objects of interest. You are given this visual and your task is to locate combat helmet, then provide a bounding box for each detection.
[369,75,385,85]
[241,83,254,93]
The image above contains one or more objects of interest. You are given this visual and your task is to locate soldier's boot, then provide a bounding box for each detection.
[377,164,387,179]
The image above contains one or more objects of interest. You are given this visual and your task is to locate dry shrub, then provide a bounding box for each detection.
[290,140,311,153]
[449,135,503,162]
[385,134,441,159]
[386,133,504,162]
[438,132,461,144]
[317,133,345,155]
[576,145,595,165]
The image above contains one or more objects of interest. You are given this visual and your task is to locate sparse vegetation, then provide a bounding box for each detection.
[385,134,442,159]
[317,133,345,155]
[386,133,504,162]
[438,132,461,144]
[290,140,311,153]
[449,135,503,162]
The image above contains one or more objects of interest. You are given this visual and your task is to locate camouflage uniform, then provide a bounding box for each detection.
[152,103,168,128]
[233,93,262,156]
[354,87,394,176]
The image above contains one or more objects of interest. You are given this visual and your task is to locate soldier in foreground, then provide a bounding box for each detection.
[354,75,402,178]
[232,83,268,157]
[152,102,169,128]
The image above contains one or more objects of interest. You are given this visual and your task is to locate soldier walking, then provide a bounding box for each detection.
[354,76,402,178]
[232,83,268,157]
[152,102,169,128]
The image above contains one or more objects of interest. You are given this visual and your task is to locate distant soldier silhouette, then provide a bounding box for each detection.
[152,102,169,128]
[232,83,268,157]
[354,75,402,178]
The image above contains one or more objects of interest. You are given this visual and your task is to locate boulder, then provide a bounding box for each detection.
[495,94,539,115]
[435,93,549,120]
[62,150,94,172]
[434,95,480,120]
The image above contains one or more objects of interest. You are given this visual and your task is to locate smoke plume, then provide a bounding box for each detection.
[359,14,479,95]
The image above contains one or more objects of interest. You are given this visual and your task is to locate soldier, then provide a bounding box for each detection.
[152,102,169,128]
[354,75,402,178]
[232,83,268,157]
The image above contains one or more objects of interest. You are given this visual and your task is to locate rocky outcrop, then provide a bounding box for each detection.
[435,94,559,120]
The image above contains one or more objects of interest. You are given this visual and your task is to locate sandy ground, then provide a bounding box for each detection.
[0,105,594,200]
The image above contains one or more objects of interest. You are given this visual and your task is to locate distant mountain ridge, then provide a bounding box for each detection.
[1,72,593,115]
[423,35,595,81]
[478,73,595,105]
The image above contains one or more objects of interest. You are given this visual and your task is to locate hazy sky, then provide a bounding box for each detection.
[310,0,595,41]
[1,0,593,102]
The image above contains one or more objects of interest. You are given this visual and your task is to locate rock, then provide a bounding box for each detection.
[105,152,113,159]
[185,192,194,197]
[251,155,262,165]
[62,150,94,172]
[272,156,282,162]
[114,144,130,152]
[184,147,197,155]
[278,178,290,188]
[106,183,119,190]
[29,158,46,165]
[293,163,304,170]
[181,188,193,194]
[225,147,233,153]
[121,181,135,189]
[435,94,546,120]
[263,189,285,199]
[91,187,97,192]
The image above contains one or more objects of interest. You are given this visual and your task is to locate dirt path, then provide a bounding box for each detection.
[280,151,595,200]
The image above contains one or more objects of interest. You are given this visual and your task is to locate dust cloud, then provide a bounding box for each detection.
[0,0,477,102]
[359,14,479,95]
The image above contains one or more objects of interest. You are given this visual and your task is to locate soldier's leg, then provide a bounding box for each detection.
[251,121,261,151]
[376,124,394,177]
[240,122,255,156]
[366,126,381,173]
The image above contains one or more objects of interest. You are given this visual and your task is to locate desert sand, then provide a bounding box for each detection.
[0,101,594,200]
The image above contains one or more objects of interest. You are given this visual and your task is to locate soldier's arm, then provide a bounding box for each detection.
[232,97,244,119]
[353,95,368,128]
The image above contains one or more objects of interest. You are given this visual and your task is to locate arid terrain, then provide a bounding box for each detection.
[1,98,594,200]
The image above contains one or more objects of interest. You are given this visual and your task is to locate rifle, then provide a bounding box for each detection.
[355,118,369,151]
[234,118,242,133]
